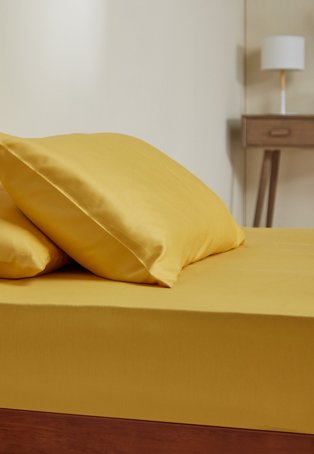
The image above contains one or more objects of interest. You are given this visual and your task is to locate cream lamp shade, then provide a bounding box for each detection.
[261,35,305,114]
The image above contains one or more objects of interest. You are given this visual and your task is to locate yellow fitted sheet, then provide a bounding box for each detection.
[1,228,314,434]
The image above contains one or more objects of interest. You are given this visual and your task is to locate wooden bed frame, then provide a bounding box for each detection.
[1,408,314,454]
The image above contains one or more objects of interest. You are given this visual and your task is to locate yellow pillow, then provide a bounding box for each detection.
[0,186,69,278]
[0,133,244,286]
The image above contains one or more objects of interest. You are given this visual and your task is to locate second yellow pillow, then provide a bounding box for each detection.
[0,186,69,278]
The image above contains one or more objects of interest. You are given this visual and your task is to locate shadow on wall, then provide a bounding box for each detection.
[236,44,246,86]
[226,118,245,226]
[246,47,278,113]
[225,44,246,226]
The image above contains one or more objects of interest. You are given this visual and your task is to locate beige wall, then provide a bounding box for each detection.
[0,0,245,222]
[246,0,314,227]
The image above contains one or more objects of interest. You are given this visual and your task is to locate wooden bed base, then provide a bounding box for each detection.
[1,408,314,454]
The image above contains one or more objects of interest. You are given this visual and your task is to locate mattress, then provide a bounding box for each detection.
[1,228,314,434]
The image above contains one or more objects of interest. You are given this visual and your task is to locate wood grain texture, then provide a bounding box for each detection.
[266,149,281,227]
[1,408,314,454]
[253,149,273,227]
[242,115,314,148]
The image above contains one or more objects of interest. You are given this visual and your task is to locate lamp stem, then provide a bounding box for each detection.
[280,69,286,114]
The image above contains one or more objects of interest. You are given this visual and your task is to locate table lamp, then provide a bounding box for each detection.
[261,35,305,114]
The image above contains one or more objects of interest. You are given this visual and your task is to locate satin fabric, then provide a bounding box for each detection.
[0,132,244,286]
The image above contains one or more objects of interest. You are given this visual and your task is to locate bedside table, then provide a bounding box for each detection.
[242,114,314,227]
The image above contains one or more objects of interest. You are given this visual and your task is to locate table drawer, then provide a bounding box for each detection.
[242,116,314,147]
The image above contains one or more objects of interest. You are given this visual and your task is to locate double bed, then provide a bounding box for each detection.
[1,228,314,453]
[0,131,313,452]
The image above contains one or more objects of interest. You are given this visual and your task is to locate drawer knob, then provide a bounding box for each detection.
[268,127,291,137]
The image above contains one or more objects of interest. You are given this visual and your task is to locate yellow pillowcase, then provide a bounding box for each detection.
[0,186,69,278]
[0,133,244,286]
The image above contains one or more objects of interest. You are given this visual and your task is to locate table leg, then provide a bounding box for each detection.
[253,150,273,227]
[266,149,281,227]
[253,149,281,227]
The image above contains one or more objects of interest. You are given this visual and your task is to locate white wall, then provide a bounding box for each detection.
[0,0,245,221]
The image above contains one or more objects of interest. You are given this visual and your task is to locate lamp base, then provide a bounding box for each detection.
[280,89,286,115]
